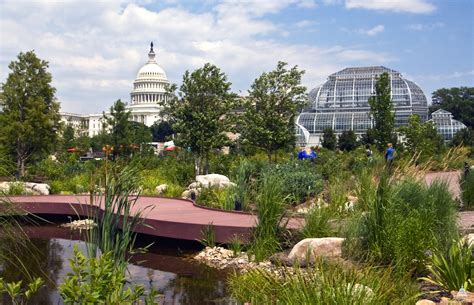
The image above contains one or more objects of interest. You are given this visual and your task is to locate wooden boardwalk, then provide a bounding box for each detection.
[6,195,302,243]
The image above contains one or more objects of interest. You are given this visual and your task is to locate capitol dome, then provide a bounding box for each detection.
[130,42,169,105]
[296,66,428,146]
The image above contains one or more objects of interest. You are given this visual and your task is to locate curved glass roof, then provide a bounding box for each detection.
[298,66,428,136]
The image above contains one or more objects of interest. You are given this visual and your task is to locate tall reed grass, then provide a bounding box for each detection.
[346,174,459,275]
[250,173,287,262]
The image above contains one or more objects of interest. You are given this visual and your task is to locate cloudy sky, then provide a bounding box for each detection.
[0,0,473,114]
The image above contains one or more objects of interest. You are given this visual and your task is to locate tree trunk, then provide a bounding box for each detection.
[16,156,25,179]
[267,150,272,163]
[204,153,209,175]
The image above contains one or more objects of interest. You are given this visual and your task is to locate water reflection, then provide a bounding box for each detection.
[0,225,230,305]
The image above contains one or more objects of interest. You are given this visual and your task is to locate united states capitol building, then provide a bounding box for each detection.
[60,42,168,137]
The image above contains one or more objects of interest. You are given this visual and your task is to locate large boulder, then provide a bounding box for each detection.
[288,237,345,264]
[24,182,50,195]
[415,300,436,305]
[195,174,234,188]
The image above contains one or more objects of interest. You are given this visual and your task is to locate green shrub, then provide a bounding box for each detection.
[461,171,474,209]
[0,277,44,305]
[59,247,158,304]
[420,239,473,292]
[268,160,324,204]
[7,182,26,195]
[196,186,230,210]
[229,258,418,304]
[199,223,216,248]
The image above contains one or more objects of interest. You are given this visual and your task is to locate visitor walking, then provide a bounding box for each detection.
[385,143,395,169]
[298,146,317,162]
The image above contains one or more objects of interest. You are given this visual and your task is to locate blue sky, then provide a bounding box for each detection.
[0,0,473,114]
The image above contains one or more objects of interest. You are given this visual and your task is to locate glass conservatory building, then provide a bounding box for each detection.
[429,109,467,142]
[296,66,428,146]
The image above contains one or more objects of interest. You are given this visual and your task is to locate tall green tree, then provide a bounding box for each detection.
[430,87,474,127]
[62,125,76,150]
[150,120,174,142]
[0,51,60,177]
[240,61,307,162]
[368,72,395,150]
[103,100,132,157]
[399,114,443,159]
[321,128,337,150]
[338,130,358,151]
[160,63,237,174]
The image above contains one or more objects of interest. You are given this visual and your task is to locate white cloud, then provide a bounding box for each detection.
[406,22,444,31]
[361,24,385,36]
[0,0,394,114]
[295,20,318,28]
[345,0,436,14]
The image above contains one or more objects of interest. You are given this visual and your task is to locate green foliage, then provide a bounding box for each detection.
[399,115,444,160]
[0,277,44,305]
[224,160,252,211]
[161,63,238,174]
[6,182,27,195]
[240,61,307,162]
[59,247,158,305]
[452,128,474,147]
[250,173,287,262]
[196,186,231,210]
[228,235,244,257]
[199,223,216,248]
[368,72,395,150]
[229,258,418,304]
[86,164,147,265]
[338,130,358,151]
[430,87,474,127]
[62,125,76,150]
[268,160,324,204]
[360,128,376,146]
[103,100,151,158]
[420,239,473,292]
[301,206,335,239]
[0,50,61,177]
[346,176,459,275]
[461,171,474,209]
[322,128,337,150]
[150,120,174,142]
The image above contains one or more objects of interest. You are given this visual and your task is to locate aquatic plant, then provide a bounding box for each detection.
[0,277,44,305]
[59,247,159,305]
[229,258,418,304]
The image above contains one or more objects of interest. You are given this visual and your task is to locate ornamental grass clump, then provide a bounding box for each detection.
[346,175,458,275]
[250,173,288,262]
[229,258,418,304]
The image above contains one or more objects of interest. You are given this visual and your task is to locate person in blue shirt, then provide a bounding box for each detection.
[298,147,317,161]
[385,143,395,168]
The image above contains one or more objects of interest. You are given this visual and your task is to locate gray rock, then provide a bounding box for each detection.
[196,174,235,188]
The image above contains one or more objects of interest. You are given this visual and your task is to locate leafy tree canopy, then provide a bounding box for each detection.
[239,61,307,162]
[430,87,474,127]
[321,128,337,151]
[160,63,238,174]
[399,114,443,159]
[151,120,174,142]
[0,51,60,177]
[451,127,474,147]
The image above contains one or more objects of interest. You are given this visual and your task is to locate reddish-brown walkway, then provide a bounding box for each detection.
[7,195,303,243]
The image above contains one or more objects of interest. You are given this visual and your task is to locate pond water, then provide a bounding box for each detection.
[0,218,234,305]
